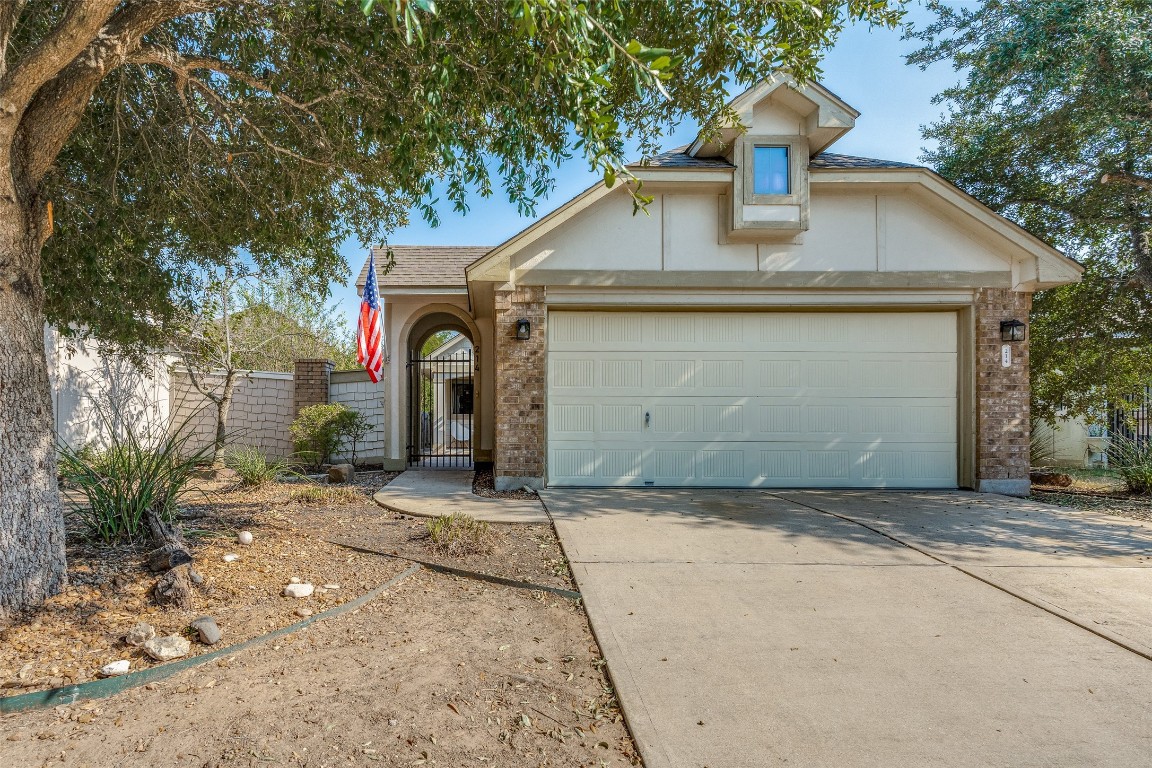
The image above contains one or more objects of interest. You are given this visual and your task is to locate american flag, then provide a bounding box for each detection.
[356,253,384,383]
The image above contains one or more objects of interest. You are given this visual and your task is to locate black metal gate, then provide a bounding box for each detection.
[407,350,474,467]
[1109,386,1152,447]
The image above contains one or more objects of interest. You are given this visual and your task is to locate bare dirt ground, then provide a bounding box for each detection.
[1031,468,1152,522]
[1,473,640,768]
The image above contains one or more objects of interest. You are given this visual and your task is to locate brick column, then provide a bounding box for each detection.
[293,359,334,417]
[494,286,546,490]
[974,289,1031,495]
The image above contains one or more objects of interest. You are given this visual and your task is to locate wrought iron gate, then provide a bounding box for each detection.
[1109,386,1152,447]
[407,350,474,467]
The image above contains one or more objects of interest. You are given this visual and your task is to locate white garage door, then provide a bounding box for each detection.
[547,311,958,488]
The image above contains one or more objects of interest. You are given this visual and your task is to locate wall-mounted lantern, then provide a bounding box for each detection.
[515,318,531,340]
[1000,319,1026,343]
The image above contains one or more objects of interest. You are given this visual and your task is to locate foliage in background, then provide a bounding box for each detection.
[1108,433,1152,495]
[58,419,211,545]
[223,446,298,487]
[909,0,1152,423]
[425,513,496,558]
[290,403,374,466]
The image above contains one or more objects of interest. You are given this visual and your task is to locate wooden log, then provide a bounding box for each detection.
[152,564,195,610]
[146,505,195,609]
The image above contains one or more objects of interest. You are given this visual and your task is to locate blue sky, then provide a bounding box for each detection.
[334,1,967,322]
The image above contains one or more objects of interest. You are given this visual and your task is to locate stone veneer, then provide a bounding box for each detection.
[493,286,546,490]
[974,288,1032,495]
[293,359,333,416]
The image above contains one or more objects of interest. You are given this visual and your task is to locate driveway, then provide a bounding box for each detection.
[540,489,1152,768]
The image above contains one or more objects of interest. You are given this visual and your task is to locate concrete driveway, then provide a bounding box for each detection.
[540,489,1152,768]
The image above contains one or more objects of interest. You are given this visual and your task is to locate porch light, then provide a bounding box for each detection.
[1000,319,1026,343]
[515,318,531,340]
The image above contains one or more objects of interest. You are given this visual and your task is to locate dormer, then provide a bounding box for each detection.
[687,75,859,241]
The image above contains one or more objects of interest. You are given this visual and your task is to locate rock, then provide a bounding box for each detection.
[237,530,254,546]
[188,568,205,584]
[143,635,191,662]
[222,553,239,563]
[99,660,131,678]
[328,464,355,483]
[289,576,301,584]
[294,608,314,618]
[190,616,222,645]
[282,583,314,598]
[322,583,340,590]
[1030,471,1073,487]
[124,622,156,647]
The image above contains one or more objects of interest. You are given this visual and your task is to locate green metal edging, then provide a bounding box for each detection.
[0,563,421,714]
[328,540,582,601]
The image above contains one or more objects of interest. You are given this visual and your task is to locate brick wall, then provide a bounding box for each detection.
[293,359,333,417]
[974,288,1032,495]
[493,286,546,489]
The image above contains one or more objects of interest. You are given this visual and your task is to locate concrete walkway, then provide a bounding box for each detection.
[541,488,1152,768]
[373,469,548,524]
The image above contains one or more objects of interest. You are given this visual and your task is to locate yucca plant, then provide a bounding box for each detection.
[58,411,213,544]
[1109,433,1152,495]
[223,446,298,487]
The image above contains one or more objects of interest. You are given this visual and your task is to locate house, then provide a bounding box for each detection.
[358,76,1082,495]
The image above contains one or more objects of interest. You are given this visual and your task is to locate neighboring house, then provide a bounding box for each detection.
[45,326,171,451]
[358,76,1082,494]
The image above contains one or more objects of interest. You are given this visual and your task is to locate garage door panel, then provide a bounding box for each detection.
[549,351,955,398]
[549,311,958,354]
[547,311,959,488]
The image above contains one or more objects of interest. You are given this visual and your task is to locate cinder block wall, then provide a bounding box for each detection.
[169,371,295,458]
[974,288,1032,495]
[493,286,546,490]
[329,369,387,462]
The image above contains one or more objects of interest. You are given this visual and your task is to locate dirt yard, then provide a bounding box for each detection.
[1,474,640,767]
[1031,468,1152,522]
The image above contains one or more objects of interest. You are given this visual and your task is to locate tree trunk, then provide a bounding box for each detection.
[211,369,237,467]
[0,196,67,620]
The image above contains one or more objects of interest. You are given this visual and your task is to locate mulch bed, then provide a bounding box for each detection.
[1031,486,1152,523]
[472,464,539,501]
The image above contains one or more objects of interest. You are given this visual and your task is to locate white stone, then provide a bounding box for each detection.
[237,531,254,546]
[282,583,314,598]
[295,607,314,618]
[322,584,340,590]
[289,576,301,584]
[124,622,155,647]
[143,635,191,662]
[99,660,131,677]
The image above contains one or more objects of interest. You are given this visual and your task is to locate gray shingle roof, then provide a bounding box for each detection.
[356,245,490,290]
[808,152,923,170]
[630,147,924,171]
[628,146,735,169]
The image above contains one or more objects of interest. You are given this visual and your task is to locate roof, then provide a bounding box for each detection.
[628,146,734,169]
[357,245,491,290]
[629,146,920,171]
[810,153,923,170]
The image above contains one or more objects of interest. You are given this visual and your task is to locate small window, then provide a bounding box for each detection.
[753,146,790,196]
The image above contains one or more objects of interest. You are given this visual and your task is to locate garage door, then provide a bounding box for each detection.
[547,311,957,488]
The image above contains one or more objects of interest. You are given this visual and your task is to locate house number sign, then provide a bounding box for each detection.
[1001,344,1012,368]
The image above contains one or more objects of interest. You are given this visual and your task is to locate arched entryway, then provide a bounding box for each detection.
[402,308,480,468]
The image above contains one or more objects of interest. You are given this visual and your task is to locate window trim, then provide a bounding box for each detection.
[740,135,806,206]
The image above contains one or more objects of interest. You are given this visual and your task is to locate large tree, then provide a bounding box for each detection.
[908,0,1152,424]
[0,0,903,618]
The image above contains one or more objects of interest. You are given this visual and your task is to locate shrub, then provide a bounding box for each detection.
[59,420,211,544]
[425,513,496,558]
[289,403,372,466]
[1110,434,1152,495]
[289,485,363,505]
[224,446,296,487]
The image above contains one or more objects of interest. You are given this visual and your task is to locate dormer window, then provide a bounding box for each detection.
[753,146,790,196]
[729,135,810,239]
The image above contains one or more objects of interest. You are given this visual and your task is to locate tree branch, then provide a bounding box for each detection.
[1100,171,1152,191]
[0,0,28,82]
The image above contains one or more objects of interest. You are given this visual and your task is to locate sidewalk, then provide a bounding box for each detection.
[373,469,549,524]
